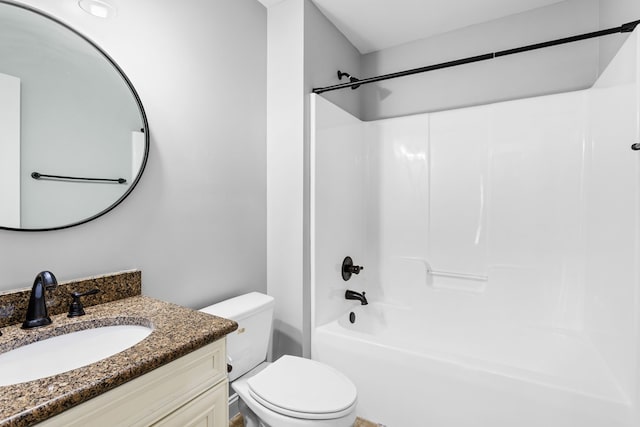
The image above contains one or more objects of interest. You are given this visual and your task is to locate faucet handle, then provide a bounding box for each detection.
[67,289,100,318]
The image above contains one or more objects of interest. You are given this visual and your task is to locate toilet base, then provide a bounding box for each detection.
[239,398,266,427]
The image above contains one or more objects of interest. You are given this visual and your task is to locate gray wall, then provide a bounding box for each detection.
[359,0,601,120]
[266,0,305,360]
[265,0,361,361]
[0,0,267,309]
[305,2,361,119]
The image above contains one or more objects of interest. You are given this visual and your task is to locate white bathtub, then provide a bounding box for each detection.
[312,302,635,427]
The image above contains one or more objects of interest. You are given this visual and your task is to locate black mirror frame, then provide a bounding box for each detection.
[0,0,150,232]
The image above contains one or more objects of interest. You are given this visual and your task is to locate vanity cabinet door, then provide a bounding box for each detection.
[38,340,227,427]
[152,381,227,427]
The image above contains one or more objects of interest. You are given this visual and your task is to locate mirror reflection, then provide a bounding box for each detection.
[0,1,148,231]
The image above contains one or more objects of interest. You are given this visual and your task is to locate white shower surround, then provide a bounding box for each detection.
[310,31,640,426]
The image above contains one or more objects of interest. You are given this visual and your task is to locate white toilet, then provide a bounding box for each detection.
[200,292,358,427]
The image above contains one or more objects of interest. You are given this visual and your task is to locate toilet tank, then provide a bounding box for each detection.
[199,292,274,382]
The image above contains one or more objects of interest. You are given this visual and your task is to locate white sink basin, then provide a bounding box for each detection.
[0,324,152,386]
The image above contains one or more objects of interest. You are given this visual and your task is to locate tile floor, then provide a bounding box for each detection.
[229,413,381,427]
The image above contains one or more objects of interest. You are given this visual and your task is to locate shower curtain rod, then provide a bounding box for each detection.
[312,19,640,94]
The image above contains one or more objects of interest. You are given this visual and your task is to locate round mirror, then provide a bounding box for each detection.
[0,1,149,231]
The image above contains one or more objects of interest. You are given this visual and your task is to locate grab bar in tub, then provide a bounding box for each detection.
[396,257,488,282]
[429,269,488,281]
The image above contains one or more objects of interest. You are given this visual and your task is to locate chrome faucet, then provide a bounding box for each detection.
[22,271,58,329]
[345,290,368,305]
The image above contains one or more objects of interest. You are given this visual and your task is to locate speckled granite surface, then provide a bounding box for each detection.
[0,293,237,427]
[0,270,141,328]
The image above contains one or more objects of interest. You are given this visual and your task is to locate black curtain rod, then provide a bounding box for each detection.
[312,19,640,94]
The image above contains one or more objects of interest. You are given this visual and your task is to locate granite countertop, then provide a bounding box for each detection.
[0,295,238,427]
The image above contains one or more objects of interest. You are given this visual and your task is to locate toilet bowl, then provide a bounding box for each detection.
[200,292,358,427]
[233,356,357,427]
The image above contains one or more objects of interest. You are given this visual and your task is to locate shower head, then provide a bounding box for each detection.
[337,70,361,90]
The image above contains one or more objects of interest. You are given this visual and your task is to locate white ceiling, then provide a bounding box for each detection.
[258,0,568,53]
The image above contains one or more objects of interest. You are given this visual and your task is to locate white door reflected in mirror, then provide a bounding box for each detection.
[0,72,20,229]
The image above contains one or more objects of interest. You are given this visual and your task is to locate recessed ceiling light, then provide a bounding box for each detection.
[78,0,116,18]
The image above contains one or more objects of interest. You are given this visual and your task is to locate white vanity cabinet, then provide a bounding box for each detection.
[40,339,228,427]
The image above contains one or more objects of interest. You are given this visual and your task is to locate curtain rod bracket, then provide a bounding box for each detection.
[621,19,640,32]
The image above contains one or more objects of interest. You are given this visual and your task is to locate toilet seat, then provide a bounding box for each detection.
[247,355,357,420]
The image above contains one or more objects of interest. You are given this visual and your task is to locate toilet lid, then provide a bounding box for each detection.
[247,355,357,420]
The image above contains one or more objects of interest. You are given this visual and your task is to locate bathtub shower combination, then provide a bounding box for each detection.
[310,32,640,426]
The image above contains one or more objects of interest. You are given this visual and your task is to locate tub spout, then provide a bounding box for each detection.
[345,290,368,305]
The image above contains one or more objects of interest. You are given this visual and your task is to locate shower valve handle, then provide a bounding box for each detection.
[342,256,364,281]
[346,265,363,274]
